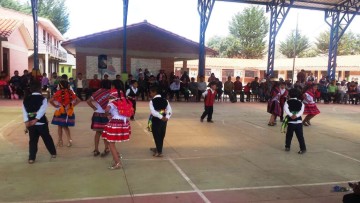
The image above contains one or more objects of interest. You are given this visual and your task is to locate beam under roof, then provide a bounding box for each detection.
[216,0,360,15]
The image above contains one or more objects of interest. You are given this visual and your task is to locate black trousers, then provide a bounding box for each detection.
[343,193,360,203]
[285,123,306,150]
[151,118,167,153]
[201,106,213,121]
[28,123,57,160]
[76,88,83,100]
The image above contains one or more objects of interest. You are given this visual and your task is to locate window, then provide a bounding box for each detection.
[272,71,279,78]
[245,70,255,78]
[43,30,46,43]
[205,68,211,77]
[68,67,71,73]
[61,67,64,73]
[222,69,234,82]
[287,71,293,80]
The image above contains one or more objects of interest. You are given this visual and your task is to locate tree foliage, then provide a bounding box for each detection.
[315,31,360,55]
[229,6,268,58]
[279,29,311,58]
[207,6,268,59]
[0,0,70,34]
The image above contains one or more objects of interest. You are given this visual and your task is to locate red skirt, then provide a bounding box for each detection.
[304,103,320,115]
[102,119,131,142]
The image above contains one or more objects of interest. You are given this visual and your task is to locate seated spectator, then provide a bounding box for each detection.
[169,77,181,101]
[338,81,349,104]
[250,77,260,97]
[74,73,87,101]
[317,81,329,103]
[224,76,234,97]
[234,77,244,102]
[327,80,340,103]
[215,78,223,101]
[159,78,169,99]
[0,71,10,99]
[113,74,125,92]
[188,77,198,99]
[41,73,49,91]
[100,74,112,90]
[137,74,147,101]
[180,71,190,83]
[180,78,190,102]
[244,83,251,102]
[88,74,101,95]
[314,84,321,103]
[197,76,207,102]
[348,81,358,104]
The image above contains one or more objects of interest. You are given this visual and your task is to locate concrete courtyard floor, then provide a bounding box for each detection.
[0,99,359,203]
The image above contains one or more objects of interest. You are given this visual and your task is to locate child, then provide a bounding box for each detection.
[302,83,320,126]
[283,88,306,154]
[200,82,217,123]
[49,80,81,147]
[267,82,288,125]
[22,80,57,164]
[86,88,111,157]
[149,86,172,157]
[126,80,139,120]
[102,89,132,169]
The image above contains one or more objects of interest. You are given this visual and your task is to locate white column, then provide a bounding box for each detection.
[45,53,49,75]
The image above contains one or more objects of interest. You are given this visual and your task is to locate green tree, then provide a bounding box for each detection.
[228,6,268,59]
[207,35,241,58]
[0,0,70,34]
[315,31,360,55]
[279,29,311,58]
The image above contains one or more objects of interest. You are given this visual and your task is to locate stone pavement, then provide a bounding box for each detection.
[0,100,359,203]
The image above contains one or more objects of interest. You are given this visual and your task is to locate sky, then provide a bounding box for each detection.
[63,0,360,45]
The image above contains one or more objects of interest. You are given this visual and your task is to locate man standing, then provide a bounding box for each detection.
[112,74,125,92]
[88,74,101,95]
[74,73,87,101]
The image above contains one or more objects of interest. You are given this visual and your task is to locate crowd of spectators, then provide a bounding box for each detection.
[1,68,360,105]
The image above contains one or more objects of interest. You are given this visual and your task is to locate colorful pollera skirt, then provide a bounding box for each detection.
[51,113,75,127]
[102,119,131,142]
[91,112,109,131]
[304,103,320,115]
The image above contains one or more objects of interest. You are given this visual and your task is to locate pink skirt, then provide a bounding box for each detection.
[304,103,320,115]
[102,119,131,142]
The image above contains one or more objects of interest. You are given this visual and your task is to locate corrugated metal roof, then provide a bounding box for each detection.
[0,19,22,40]
[217,0,360,14]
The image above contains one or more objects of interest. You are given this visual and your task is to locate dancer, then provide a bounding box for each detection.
[49,80,80,147]
[23,80,57,164]
[283,88,306,154]
[86,87,111,157]
[126,80,139,120]
[267,82,279,126]
[149,86,172,157]
[200,82,217,123]
[302,83,320,126]
[102,89,133,169]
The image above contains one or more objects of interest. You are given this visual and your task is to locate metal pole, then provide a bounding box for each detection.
[31,0,39,70]
[122,0,129,74]
[291,13,298,85]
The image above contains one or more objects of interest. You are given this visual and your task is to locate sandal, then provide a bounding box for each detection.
[303,121,309,126]
[108,162,122,170]
[93,150,100,157]
[28,160,35,164]
[67,140,73,147]
[153,152,163,157]
[100,149,110,157]
[268,123,275,126]
[57,140,63,147]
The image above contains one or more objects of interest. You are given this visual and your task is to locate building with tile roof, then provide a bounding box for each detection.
[0,7,67,77]
[175,55,360,83]
[62,21,217,80]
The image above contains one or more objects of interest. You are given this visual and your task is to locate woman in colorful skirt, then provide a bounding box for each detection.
[49,80,80,147]
[86,88,111,156]
[102,89,131,170]
[267,82,284,126]
[302,83,320,126]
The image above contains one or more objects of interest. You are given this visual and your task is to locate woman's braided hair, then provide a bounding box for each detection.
[59,80,70,104]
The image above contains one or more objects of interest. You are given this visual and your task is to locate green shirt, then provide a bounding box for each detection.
[327,85,338,93]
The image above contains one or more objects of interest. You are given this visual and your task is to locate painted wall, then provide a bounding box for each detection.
[59,64,75,79]
[4,28,28,76]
